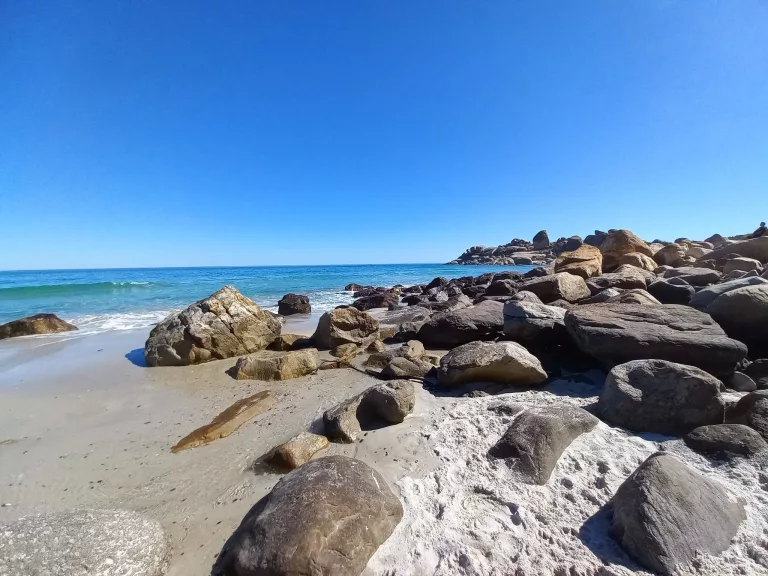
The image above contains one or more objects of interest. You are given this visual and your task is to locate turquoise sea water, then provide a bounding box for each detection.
[0,264,531,333]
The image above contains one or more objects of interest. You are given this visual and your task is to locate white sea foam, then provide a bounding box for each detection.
[67,310,178,333]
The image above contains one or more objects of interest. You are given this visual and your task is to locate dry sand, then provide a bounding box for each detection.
[2,325,768,576]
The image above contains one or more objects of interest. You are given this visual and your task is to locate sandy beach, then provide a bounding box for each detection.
[0,323,438,575]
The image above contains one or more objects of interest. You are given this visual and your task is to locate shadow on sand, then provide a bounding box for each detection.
[125,348,147,367]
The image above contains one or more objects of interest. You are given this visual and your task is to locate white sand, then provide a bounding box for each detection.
[366,376,768,576]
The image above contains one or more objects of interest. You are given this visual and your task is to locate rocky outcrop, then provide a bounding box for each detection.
[564,303,747,376]
[519,273,590,303]
[610,453,746,576]
[600,229,653,272]
[171,391,275,452]
[598,360,725,435]
[447,239,549,266]
[706,284,768,356]
[277,293,310,315]
[554,244,602,279]
[144,286,281,367]
[417,300,504,348]
[684,424,767,457]
[312,307,379,350]
[437,341,547,388]
[231,349,318,380]
[212,456,402,576]
[0,313,77,340]
[323,381,415,442]
[0,509,170,576]
[689,276,768,309]
[699,235,768,264]
[268,432,330,469]
[488,405,598,484]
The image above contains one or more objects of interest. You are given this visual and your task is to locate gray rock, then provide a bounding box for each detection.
[586,268,648,295]
[145,286,281,366]
[532,230,550,250]
[579,288,622,304]
[417,300,504,348]
[610,453,746,576]
[437,341,547,388]
[605,289,661,306]
[323,381,415,442]
[744,359,768,389]
[707,284,768,357]
[564,303,747,377]
[212,456,402,576]
[724,256,763,274]
[488,405,598,484]
[684,424,767,457]
[647,279,695,305]
[485,279,518,296]
[509,291,543,304]
[584,230,608,248]
[502,300,567,346]
[565,236,583,251]
[699,235,768,265]
[726,390,768,440]
[662,267,721,286]
[380,356,434,379]
[728,372,757,392]
[598,359,725,435]
[689,276,768,309]
[518,272,591,303]
[312,307,379,350]
[0,509,169,576]
[277,293,311,315]
[352,291,399,311]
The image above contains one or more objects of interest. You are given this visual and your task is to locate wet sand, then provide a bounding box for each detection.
[0,326,438,575]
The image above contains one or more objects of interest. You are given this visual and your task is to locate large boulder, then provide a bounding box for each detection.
[437,341,547,388]
[417,300,504,348]
[564,304,747,376]
[744,359,768,390]
[726,390,768,440]
[312,307,379,350]
[661,267,721,286]
[684,424,767,458]
[584,230,608,248]
[723,256,763,274]
[144,286,281,367]
[554,244,602,279]
[689,276,768,309]
[352,291,399,311]
[0,509,170,576]
[532,230,550,250]
[277,293,310,315]
[647,279,695,305]
[707,284,768,356]
[600,229,653,271]
[586,266,648,294]
[502,300,567,346]
[598,360,725,435]
[699,235,768,264]
[212,456,402,576]
[610,453,746,576]
[488,405,598,484]
[606,289,660,306]
[231,349,318,381]
[616,252,657,272]
[0,313,77,340]
[323,381,415,442]
[380,356,434,379]
[652,243,687,267]
[484,279,518,296]
[518,272,591,303]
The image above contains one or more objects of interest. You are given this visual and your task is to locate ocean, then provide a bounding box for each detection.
[0,264,531,334]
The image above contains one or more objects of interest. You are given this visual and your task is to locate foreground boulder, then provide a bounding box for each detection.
[312,307,379,350]
[598,360,725,435]
[518,272,590,303]
[352,291,399,311]
[231,349,318,380]
[689,276,768,309]
[684,424,767,457]
[488,405,598,484]
[662,267,721,286]
[212,456,402,576]
[699,235,768,265]
[564,303,747,376]
[145,286,281,366]
[268,432,330,469]
[726,390,768,440]
[502,300,567,346]
[706,284,768,356]
[647,278,695,305]
[0,508,169,576]
[586,266,648,294]
[0,313,78,340]
[277,293,310,315]
[417,300,504,348]
[610,453,746,576]
[437,341,547,388]
[600,229,653,271]
[554,244,602,279]
[324,381,414,442]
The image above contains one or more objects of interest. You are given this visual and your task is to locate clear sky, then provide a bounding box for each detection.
[1,1,767,270]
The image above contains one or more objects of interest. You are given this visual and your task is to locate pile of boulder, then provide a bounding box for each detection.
[447,233,554,265]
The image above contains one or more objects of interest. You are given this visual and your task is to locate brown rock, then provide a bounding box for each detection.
[600,229,653,271]
[554,244,603,279]
[0,313,77,340]
[231,349,318,381]
[617,252,657,272]
[312,307,379,350]
[268,432,329,469]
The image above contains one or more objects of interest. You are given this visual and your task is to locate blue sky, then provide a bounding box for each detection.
[1,1,767,270]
